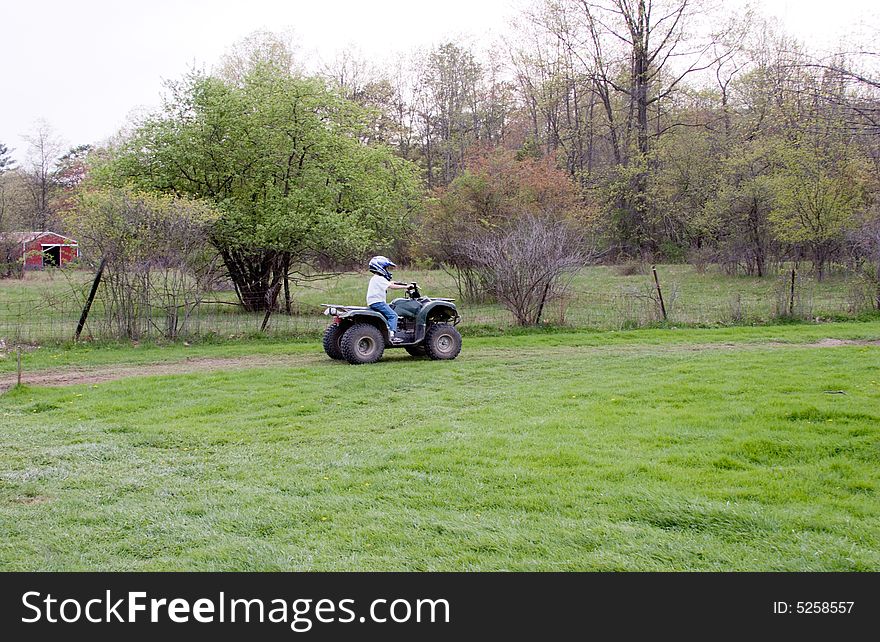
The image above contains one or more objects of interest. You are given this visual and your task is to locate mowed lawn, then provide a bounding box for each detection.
[1,324,879,570]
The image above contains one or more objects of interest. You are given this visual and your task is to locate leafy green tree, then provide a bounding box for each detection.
[703,140,779,276]
[769,138,870,280]
[647,128,723,259]
[102,63,420,310]
[0,142,19,234]
[0,143,22,275]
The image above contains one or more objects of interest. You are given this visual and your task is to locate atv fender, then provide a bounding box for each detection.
[336,309,392,341]
[414,301,460,343]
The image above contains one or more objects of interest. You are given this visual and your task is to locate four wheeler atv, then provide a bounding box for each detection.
[321,282,462,364]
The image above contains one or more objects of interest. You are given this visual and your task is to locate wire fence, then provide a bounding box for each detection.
[0,297,332,344]
[0,269,871,346]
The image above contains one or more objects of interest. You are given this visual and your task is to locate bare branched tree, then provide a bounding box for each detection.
[516,0,740,252]
[464,215,593,325]
[216,29,302,83]
[23,120,64,232]
[850,211,880,309]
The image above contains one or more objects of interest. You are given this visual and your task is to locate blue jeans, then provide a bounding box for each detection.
[369,302,398,332]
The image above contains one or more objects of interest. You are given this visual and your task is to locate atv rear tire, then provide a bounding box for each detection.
[405,345,427,357]
[322,323,345,360]
[341,323,385,364]
[424,324,462,360]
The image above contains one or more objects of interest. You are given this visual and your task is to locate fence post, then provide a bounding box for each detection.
[535,281,552,325]
[260,281,283,332]
[652,265,668,321]
[17,345,22,387]
[75,257,107,341]
[789,268,796,317]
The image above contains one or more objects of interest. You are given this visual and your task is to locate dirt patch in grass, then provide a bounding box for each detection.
[638,338,880,351]
[684,338,880,350]
[1,337,877,392]
[12,495,51,505]
[0,354,326,392]
[814,338,880,347]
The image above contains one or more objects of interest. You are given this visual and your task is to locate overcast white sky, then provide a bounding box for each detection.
[1,0,878,164]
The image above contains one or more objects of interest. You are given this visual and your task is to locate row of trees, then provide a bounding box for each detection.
[4,1,880,323]
[322,0,880,278]
[0,128,91,275]
[0,128,90,235]
[312,1,880,291]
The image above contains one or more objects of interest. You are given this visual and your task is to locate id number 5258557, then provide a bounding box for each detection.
[773,602,854,614]
[796,602,853,614]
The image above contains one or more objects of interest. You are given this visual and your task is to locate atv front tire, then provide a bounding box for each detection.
[424,324,462,360]
[341,323,385,364]
[322,323,345,360]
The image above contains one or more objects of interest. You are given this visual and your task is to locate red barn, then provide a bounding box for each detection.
[3,231,80,269]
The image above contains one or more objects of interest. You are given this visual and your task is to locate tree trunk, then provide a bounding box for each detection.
[876,261,880,310]
[814,246,826,282]
[631,1,650,250]
[283,252,291,314]
[217,244,280,312]
[748,203,766,278]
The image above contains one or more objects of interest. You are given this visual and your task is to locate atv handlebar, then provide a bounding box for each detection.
[391,281,422,298]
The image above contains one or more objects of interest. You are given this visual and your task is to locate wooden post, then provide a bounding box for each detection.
[75,257,107,341]
[789,268,796,317]
[283,252,291,315]
[260,281,283,332]
[17,345,22,387]
[652,265,667,321]
[535,281,552,325]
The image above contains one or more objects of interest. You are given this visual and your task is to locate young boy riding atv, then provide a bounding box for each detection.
[365,256,410,343]
[321,256,462,364]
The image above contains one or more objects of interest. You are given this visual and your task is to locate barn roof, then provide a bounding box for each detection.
[0,231,78,244]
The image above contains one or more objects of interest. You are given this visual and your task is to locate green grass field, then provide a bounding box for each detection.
[1,322,878,570]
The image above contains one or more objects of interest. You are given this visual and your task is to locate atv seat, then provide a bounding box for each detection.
[391,298,421,319]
